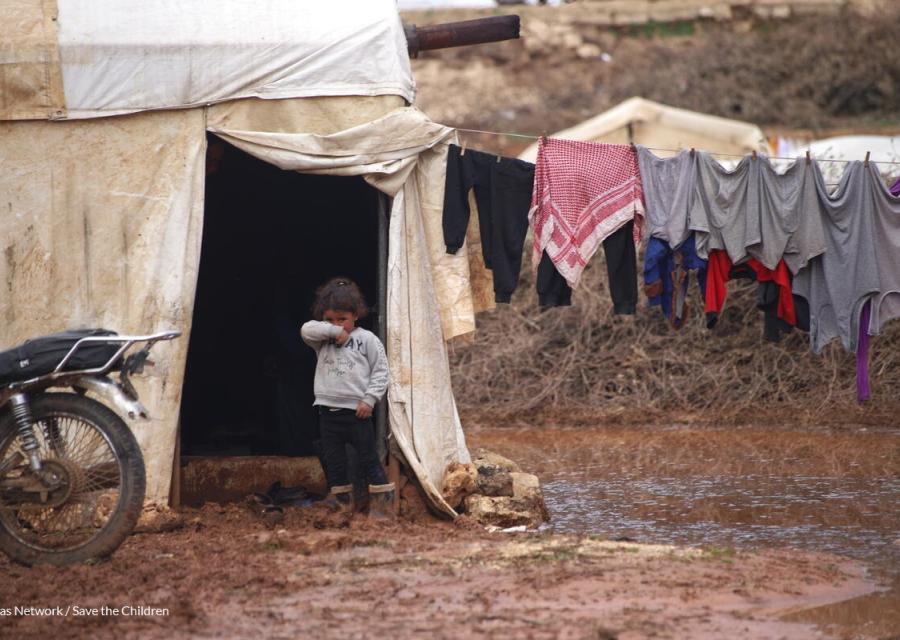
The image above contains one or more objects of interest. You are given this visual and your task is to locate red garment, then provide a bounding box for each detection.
[704,250,731,318]
[530,137,644,288]
[703,250,796,325]
[747,259,796,326]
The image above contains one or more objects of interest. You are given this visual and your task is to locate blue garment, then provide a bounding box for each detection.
[643,234,707,328]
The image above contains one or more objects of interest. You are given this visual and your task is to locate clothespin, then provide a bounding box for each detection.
[806,150,811,165]
[496,153,502,164]
[460,140,467,157]
[864,151,870,167]
[752,150,758,160]
[690,147,695,157]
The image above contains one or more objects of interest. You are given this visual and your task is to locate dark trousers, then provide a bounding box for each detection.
[318,407,387,488]
[536,222,637,313]
[537,250,573,307]
[603,221,638,315]
[443,144,534,303]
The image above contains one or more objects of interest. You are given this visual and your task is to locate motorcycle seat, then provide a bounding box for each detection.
[0,329,121,385]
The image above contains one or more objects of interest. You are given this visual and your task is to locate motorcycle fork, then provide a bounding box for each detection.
[8,393,43,473]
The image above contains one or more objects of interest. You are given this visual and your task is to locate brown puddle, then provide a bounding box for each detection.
[468,424,900,637]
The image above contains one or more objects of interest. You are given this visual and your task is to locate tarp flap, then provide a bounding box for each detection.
[51,0,414,120]
[207,104,480,339]
[0,0,66,120]
[0,109,206,501]
[387,165,474,517]
[207,95,407,136]
[208,103,475,516]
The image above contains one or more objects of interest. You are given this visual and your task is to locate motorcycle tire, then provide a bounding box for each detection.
[0,393,146,565]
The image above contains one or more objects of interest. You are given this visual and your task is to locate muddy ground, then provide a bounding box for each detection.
[0,503,883,640]
[2,424,898,640]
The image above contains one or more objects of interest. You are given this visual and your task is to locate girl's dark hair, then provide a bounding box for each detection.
[312,277,369,320]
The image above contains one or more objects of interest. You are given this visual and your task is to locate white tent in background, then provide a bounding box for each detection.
[518,96,769,162]
[782,136,900,184]
[0,0,489,517]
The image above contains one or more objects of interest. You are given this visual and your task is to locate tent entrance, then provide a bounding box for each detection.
[178,138,387,465]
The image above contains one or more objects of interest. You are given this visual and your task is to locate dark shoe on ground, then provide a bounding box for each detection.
[323,484,355,515]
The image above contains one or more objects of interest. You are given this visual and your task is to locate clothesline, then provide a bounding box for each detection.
[446,124,900,404]
[455,126,900,166]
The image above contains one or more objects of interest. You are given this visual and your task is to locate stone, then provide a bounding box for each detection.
[476,465,514,497]
[441,462,478,509]
[561,32,584,49]
[471,448,522,474]
[134,506,185,534]
[510,472,550,522]
[463,494,549,530]
[510,472,540,499]
[576,43,602,59]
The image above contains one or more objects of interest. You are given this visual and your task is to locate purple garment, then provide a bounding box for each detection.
[857,299,872,402]
[891,176,900,197]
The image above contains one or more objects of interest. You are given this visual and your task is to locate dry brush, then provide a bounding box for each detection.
[449,257,900,426]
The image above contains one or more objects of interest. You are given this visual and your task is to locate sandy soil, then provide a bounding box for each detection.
[0,501,880,640]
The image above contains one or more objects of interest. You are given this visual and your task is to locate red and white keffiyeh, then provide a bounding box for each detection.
[530,137,644,288]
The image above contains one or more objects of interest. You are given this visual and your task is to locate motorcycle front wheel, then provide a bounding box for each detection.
[0,393,146,565]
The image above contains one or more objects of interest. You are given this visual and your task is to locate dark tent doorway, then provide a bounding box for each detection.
[179,137,383,459]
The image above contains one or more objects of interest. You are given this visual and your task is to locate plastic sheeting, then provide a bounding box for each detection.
[1,0,415,120]
[0,109,206,501]
[0,97,481,515]
[0,0,66,120]
[207,103,477,516]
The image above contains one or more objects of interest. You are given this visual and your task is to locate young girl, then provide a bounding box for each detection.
[300,278,393,518]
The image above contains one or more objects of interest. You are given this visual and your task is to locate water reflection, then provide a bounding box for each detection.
[470,425,900,635]
[541,474,900,576]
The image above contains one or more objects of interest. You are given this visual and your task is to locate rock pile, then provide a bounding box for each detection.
[441,449,550,529]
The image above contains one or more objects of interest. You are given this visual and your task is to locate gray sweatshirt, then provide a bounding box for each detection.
[792,162,890,353]
[300,321,389,410]
[690,152,826,273]
[636,146,696,247]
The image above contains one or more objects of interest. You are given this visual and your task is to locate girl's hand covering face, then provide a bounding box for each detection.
[323,309,357,336]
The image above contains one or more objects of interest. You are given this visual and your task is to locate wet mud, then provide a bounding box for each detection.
[0,423,896,639]
[469,424,900,639]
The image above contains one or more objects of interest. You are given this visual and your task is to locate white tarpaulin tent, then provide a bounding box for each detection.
[0,0,487,517]
[2,0,415,120]
[518,96,769,162]
[776,135,900,184]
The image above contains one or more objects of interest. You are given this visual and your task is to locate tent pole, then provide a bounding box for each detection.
[404,16,520,58]
[375,192,390,462]
[169,421,182,509]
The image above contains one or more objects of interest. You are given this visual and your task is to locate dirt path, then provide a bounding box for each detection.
[0,503,878,640]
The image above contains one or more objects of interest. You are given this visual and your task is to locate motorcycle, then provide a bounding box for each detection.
[0,329,179,565]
